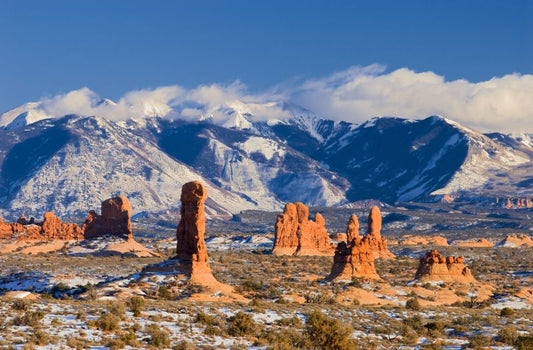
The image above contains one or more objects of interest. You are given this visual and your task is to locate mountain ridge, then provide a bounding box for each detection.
[1,99,532,219]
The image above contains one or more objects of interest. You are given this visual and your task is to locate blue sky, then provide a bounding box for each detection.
[1,0,532,130]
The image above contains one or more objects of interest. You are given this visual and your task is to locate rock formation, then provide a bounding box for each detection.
[365,206,394,259]
[398,235,449,246]
[497,234,533,248]
[0,217,20,239]
[82,195,133,240]
[441,194,455,203]
[176,181,219,285]
[271,202,333,256]
[1,213,82,241]
[414,250,476,283]
[20,212,83,241]
[327,214,380,281]
[451,238,494,247]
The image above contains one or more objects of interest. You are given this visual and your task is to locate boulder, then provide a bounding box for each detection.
[82,195,133,240]
[272,202,333,256]
[414,250,476,283]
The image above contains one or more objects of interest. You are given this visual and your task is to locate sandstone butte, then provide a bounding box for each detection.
[398,235,449,246]
[414,249,476,283]
[326,214,381,281]
[176,181,227,287]
[365,206,395,259]
[271,202,333,256]
[0,213,83,241]
[497,234,533,248]
[82,195,133,240]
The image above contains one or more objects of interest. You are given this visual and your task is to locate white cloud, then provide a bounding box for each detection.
[26,65,533,132]
[289,65,533,132]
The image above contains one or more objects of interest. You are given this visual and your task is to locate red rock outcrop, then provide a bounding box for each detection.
[327,214,380,281]
[398,235,449,246]
[497,234,533,248]
[441,194,455,203]
[176,181,218,285]
[1,214,82,241]
[82,195,133,240]
[414,250,476,283]
[365,206,394,259]
[272,202,333,256]
[20,212,83,241]
[0,217,20,239]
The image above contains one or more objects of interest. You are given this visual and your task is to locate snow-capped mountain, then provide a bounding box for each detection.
[1,97,532,219]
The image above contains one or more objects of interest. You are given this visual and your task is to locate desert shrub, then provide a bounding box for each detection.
[500,307,515,317]
[260,328,308,349]
[497,326,518,345]
[119,328,139,346]
[51,282,71,295]
[173,340,197,350]
[352,298,360,306]
[126,296,145,317]
[11,311,44,327]
[349,277,362,288]
[277,316,302,327]
[401,325,418,345]
[424,321,446,337]
[12,298,31,311]
[30,329,51,345]
[146,324,170,348]
[515,335,533,349]
[204,324,223,336]
[106,301,126,318]
[227,311,257,337]
[405,298,421,310]
[403,315,425,333]
[105,338,125,350]
[467,333,492,349]
[194,310,218,325]
[158,285,172,300]
[94,313,120,331]
[305,310,356,350]
[240,279,264,292]
[305,293,336,304]
[66,337,90,350]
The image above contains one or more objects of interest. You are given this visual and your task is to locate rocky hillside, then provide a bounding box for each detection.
[0,99,532,219]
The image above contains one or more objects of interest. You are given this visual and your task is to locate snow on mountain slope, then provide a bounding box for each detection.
[432,122,530,196]
[0,116,257,219]
[0,102,52,129]
[155,121,349,208]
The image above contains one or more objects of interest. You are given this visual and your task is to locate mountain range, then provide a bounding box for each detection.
[1,98,532,220]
